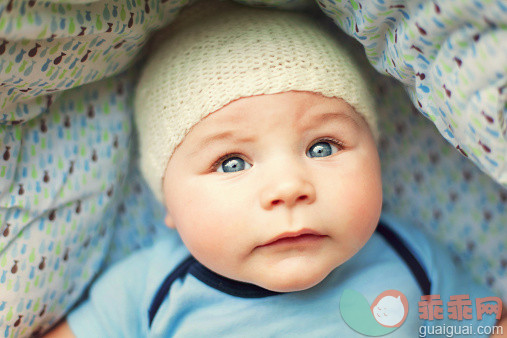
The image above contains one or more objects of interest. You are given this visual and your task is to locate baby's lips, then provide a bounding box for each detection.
[257,228,325,248]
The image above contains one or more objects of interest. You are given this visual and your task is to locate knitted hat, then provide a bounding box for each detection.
[134,0,378,203]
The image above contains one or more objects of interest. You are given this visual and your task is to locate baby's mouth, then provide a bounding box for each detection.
[257,229,327,248]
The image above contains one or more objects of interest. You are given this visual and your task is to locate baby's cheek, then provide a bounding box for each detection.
[357,156,382,209]
[343,172,382,244]
[182,199,242,252]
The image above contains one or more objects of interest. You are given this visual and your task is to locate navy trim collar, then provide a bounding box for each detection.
[188,259,281,298]
[148,256,280,327]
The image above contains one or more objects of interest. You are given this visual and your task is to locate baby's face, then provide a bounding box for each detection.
[163,91,382,292]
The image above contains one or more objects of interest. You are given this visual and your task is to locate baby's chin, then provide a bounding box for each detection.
[259,273,329,293]
[247,259,339,293]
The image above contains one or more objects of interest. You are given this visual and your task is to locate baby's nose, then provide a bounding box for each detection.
[260,175,316,210]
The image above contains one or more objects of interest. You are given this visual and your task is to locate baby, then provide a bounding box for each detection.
[48,0,505,336]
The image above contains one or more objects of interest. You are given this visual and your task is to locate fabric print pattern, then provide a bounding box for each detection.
[0,0,190,123]
[316,0,507,188]
[375,76,507,300]
[0,0,189,335]
[234,0,313,9]
[0,69,133,336]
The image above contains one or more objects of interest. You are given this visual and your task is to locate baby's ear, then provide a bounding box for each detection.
[164,213,176,229]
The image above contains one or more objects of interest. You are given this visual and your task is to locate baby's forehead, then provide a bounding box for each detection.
[194,92,364,132]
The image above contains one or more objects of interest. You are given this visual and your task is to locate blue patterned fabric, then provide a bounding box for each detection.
[0,0,505,336]
[314,0,507,186]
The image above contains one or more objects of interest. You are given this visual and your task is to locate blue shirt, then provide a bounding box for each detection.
[68,213,499,337]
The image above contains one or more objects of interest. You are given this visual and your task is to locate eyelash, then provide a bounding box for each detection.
[209,137,345,172]
[309,137,345,152]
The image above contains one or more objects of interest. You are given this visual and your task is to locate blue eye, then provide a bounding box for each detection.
[217,156,252,173]
[307,141,338,158]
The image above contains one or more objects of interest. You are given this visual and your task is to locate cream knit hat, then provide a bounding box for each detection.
[135,0,377,203]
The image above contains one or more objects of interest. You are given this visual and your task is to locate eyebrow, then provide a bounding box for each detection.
[191,130,253,156]
[304,111,361,130]
[190,111,361,156]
